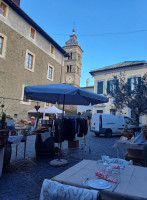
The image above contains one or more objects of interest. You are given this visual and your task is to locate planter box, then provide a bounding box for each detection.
[121,131,133,140]
[125,148,143,163]
[68,140,79,149]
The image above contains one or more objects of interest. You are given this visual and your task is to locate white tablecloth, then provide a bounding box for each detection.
[40,132,51,142]
[8,135,24,145]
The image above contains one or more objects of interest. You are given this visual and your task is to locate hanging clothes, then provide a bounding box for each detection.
[54,119,64,143]
[77,118,88,137]
[63,118,76,141]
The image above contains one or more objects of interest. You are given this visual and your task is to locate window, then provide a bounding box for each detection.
[0,2,6,17]
[68,52,72,60]
[127,76,141,91]
[67,65,72,72]
[47,65,54,81]
[30,27,35,39]
[97,81,104,94]
[97,110,103,113]
[26,53,33,69]
[50,44,54,54]
[25,50,35,72]
[20,85,31,105]
[0,33,7,58]
[0,36,4,55]
[107,79,119,94]
[110,109,116,115]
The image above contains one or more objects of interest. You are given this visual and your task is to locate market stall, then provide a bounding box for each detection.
[24,83,109,165]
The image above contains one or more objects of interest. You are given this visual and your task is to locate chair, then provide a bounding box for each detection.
[40,179,100,200]
[142,144,147,167]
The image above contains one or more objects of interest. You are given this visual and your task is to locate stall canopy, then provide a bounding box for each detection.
[28,106,63,114]
[24,83,109,105]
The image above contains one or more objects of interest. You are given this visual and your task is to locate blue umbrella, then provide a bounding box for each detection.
[24,83,108,161]
[24,83,108,105]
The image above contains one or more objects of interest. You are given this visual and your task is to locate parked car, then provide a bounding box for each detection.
[90,113,142,137]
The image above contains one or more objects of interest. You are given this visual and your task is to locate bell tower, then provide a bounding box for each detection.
[63,29,83,87]
[63,29,83,114]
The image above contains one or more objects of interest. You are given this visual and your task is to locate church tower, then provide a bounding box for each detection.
[63,29,83,114]
[63,29,83,87]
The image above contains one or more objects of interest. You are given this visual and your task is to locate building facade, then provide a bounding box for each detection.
[90,61,147,125]
[0,0,67,120]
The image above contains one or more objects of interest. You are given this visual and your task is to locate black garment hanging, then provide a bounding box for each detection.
[54,119,64,143]
[63,118,76,141]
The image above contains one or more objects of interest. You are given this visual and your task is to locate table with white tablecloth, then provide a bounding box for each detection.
[54,159,147,200]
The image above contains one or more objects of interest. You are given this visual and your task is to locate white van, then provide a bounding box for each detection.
[90,114,140,137]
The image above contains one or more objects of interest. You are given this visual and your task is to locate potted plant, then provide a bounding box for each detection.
[121,125,134,140]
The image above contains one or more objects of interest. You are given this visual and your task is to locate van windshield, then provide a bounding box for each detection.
[124,117,134,125]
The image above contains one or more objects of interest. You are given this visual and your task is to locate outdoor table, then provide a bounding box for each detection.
[54,159,147,200]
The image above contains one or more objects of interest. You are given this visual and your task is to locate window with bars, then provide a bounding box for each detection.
[30,27,35,39]
[47,65,54,80]
[0,2,6,17]
[0,36,4,55]
[26,53,33,69]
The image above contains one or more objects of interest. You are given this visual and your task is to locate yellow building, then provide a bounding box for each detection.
[90,61,147,125]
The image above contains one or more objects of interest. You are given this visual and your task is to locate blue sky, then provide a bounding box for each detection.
[21,0,147,87]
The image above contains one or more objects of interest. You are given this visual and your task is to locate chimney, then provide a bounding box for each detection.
[86,78,90,87]
[12,0,20,7]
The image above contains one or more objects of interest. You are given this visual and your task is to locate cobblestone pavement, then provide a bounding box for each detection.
[0,130,121,200]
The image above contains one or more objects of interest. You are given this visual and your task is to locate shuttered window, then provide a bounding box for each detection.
[127,76,141,91]
[97,81,103,94]
[107,79,119,94]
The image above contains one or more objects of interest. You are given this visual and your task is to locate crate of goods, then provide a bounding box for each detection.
[68,140,79,149]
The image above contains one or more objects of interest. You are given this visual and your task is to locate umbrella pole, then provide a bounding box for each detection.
[59,94,65,159]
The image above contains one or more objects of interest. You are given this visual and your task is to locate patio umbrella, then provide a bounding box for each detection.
[24,83,108,105]
[24,83,109,165]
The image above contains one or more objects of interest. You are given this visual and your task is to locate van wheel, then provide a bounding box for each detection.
[105,129,112,137]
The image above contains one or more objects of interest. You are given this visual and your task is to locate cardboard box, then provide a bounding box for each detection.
[68,140,79,149]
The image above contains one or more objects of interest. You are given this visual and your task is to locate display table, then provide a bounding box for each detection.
[54,159,147,200]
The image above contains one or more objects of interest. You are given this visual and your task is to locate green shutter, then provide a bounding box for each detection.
[107,80,110,94]
[116,79,119,91]
[97,81,103,94]
[127,78,131,91]
[138,77,141,85]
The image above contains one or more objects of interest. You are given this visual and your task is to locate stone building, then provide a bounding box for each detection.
[0,0,68,120]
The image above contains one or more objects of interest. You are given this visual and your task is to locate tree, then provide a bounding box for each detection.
[109,72,147,125]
